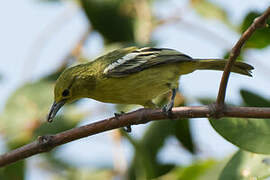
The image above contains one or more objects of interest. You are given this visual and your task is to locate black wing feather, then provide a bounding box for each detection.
[104,47,193,77]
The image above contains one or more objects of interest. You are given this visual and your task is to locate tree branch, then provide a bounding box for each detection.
[1,5,270,169]
[1,106,270,167]
[216,6,270,107]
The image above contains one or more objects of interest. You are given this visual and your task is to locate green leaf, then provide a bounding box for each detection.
[126,120,193,179]
[125,121,176,179]
[80,0,135,43]
[141,121,176,178]
[155,164,176,178]
[0,80,86,149]
[219,150,270,180]
[174,119,195,153]
[44,166,114,180]
[125,91,194,179]
[176,160,216,180]
[209,89,270,154]
[241,12,270,49]
[141,119,194,155]
[210,117,270,154]
[0,161,25,180]
[157,159,227,180]
[66,169,114,180]
[141,120,175,156]
[240,89,270,107]
[155,92,195,153]
[122,133,146,180]
[0,80,54,148]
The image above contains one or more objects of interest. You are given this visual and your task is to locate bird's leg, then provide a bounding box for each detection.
[162,88,177,118]
[114,111,132,133]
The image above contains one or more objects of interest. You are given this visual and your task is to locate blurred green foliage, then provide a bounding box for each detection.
[240,89,270,107]
[80,0,135,43]
[241,12,270,49]
[1,0,270,179]
[0,81,54,148]
[118,92,195,179]
[157,159,228,180]
[0,161,25,180]
[0,79,85,149]
[220,150,270,180]
[208,89,270,154]
[209,117,270,154]
[0,71,87,179]
[125,120,191,179]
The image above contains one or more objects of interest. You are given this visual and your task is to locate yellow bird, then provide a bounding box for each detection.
[47,47,253,122]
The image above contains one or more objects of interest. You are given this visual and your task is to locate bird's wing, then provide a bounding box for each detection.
[103,47,193,77]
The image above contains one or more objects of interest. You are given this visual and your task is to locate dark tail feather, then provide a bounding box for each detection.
[196,59,254,77]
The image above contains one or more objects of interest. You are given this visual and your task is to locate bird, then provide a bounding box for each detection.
[47,46,253,123]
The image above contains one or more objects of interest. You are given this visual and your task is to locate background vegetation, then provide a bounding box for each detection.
[0,0,270,179]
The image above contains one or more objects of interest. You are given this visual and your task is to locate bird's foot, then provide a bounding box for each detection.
[114,112,132,133]
[162,103,174,119]
[162,88,177,119]
[114,111,125,119]
[123,125,132,133]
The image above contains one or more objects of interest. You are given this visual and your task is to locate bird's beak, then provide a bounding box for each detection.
[47,100,66,123]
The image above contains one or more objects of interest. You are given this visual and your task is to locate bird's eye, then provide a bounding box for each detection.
[62,89,70,97]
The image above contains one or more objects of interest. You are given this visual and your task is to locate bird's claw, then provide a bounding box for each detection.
[123,125,132,133]
[162,104,174,119]
[114,111,132,133]
[114,112,124,119]
[162,88,177,119]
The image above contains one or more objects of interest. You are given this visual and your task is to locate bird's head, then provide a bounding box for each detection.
[47,65,95,122]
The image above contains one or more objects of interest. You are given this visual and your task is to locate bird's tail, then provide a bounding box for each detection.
[195,59,254,77]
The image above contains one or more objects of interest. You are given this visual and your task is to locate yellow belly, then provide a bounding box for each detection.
[88,63,193,106]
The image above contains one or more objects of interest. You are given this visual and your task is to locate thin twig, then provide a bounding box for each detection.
[216,7,270,107]
[1,105,270,167]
